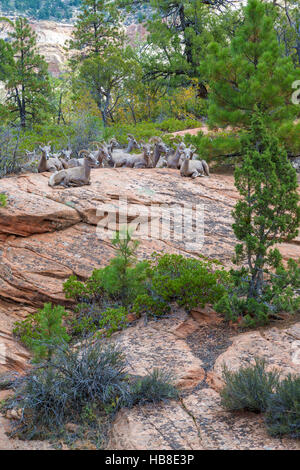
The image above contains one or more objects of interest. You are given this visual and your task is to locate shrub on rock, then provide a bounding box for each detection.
[265,374,300,439]
[220,358,280,413]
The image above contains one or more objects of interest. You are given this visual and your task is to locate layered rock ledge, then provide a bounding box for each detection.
[0,169,299,450]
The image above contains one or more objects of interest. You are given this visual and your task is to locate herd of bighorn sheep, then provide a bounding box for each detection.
[32,134,209,188]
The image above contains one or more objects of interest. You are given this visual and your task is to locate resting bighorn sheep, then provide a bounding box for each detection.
[167,142,187,169]
[94,144,114,167]
[108,135,140,161]
[180,147,210,179]
[122,134,140,153]
[107,146,130,168]
[48,151,99,188]
[37,143,64,173]
[149,137,169,167]
[62,149,98,169]
[107,138,120,156]
[123,142,153,168]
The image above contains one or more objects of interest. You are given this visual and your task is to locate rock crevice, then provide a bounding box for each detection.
[0,169,299,450]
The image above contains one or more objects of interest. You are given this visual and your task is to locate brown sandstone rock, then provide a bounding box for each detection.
[0,416,53,450]
[0,168,298,450]
[1,169,297,321]
[190,305,223,325]
[108,386,300,451]
[0,390,13,401]
[212,322,300,389]
[112,311,205,390]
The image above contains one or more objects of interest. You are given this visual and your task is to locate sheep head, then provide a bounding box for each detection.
[127,134,140,149]
[78,150,100,168]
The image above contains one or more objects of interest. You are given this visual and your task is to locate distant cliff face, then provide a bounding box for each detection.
[0,19,147,77]
[0,20,73,77]
[29,21,73,76]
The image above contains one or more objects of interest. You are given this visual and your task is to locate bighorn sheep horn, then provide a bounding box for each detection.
[149,136,162,144]
[78,149,91,157]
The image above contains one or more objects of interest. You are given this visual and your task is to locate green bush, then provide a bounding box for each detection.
[215,259,300,328]
[97,307,128,337]
[5,342,131,438]
[64,234,231,339]
[0,193,7,206]
[215,294,270,328]
[103,121,162,146]
[129,369,178,406]
[13,303,70,362]
[184,130,242,163]
[157,118,202,133]
[145,253,229,313]
[64,230,149,309]
[19,116,104,154]
[65,248,230,338]
[5,340,179,439]
[220,358,281,413]
[102,119,202,147]
[133,294,171,318]
[67,302,129,338]
[265,374,300,439]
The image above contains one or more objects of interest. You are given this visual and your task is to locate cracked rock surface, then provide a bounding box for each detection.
[0,169,299,450]
[108,310,300,450]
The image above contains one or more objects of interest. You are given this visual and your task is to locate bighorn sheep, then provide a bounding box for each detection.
[167,142,187,169]
[107,138,120,156]
[61,149,98,169]
[94,144,114,167]
[149,137,169,167]
[105,135,139,157]
[121,134,140,154]
[19,149,39,173]
[106,144,130,168]
[90,141,123,168]
[180,147,210,179]
[57,149,73,169]
[156,156,168,168]
[123,142,153,168]
[106,134,141,160]
[108,135,140,165]
[48,151,99,188]
[37,143,64,173]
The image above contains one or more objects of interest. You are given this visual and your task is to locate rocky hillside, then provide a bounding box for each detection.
[0,168,299,450]
[0,20,73,77]
[0,18,147,76]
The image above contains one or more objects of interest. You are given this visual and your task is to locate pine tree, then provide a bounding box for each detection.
[204,0,298,130]
[69,0,123,63]
[3,18,51,128]
[232,111,299,306]
[124,0,237,98]
[77,46,138,126]
[215,111,300,326]
[0,37,13,81]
